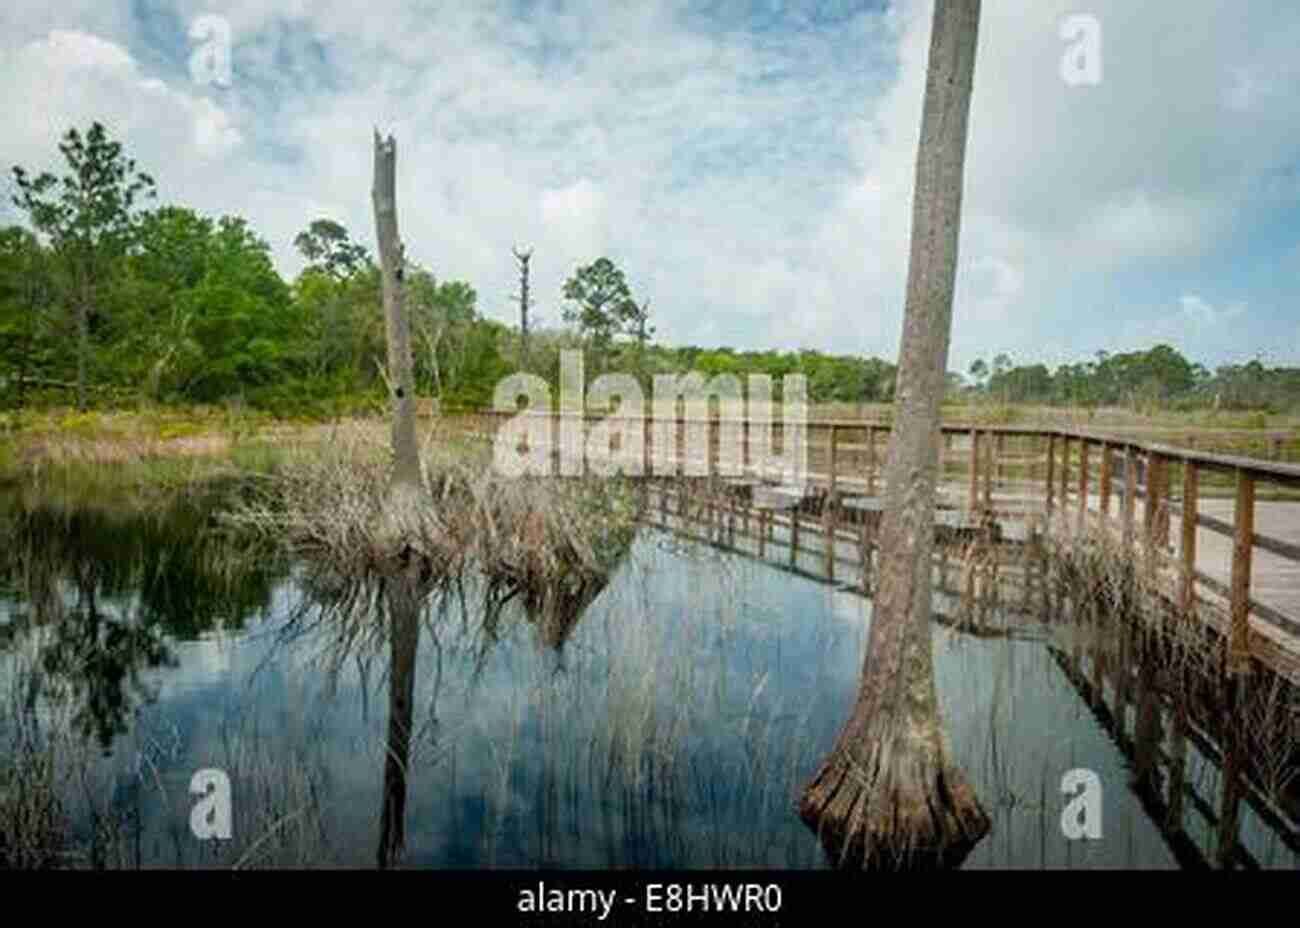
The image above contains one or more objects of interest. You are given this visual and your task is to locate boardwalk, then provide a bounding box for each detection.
[443,411,1300,678]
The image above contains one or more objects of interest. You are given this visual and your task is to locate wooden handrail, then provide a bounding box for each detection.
[443,408,1300,666]
[470,408,1298,485]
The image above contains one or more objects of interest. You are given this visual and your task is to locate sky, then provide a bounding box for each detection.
[1,0,1297,374]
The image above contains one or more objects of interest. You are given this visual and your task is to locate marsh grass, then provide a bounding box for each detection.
[0,680,72,869]
[1038,511,1235,678]
[223,421,640,597]
[1032,512,1299,843]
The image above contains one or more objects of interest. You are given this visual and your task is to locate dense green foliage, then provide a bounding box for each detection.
[4,122,1299,417]
[10,122,157,411]
[966,346,1300,413]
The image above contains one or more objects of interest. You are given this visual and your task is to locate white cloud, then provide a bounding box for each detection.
[42,28,133,72]
[2,29,246,202]
[1075,192,1217,262]
[539,179,609,265]
[3,2,1299,369]
[1179,294,1246,331]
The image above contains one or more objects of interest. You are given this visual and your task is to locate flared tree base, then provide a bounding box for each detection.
[798,750,991,871]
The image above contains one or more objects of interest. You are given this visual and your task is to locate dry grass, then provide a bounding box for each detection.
[17,433,232,470]
[1034,511,1214,673]
[0,733,69,869]
[1035,511,1298,816]
[222,421,640,597]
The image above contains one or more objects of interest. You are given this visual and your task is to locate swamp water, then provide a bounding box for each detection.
[0,486,1295,869]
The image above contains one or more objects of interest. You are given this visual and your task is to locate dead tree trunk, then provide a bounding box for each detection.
[372,130,421,493]
[512,245,532,371]
[798,0,988,870]
[372,132,427,866]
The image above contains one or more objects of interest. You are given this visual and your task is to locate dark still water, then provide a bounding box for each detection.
[0,487,1295,870]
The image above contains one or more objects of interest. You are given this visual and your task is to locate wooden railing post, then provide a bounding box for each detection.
[1122,445,1137,551]
[938,430,947,487]
[860,513,877,593]
[742,418,750,477]
[710,411,720,477]
[983,431,994,510]
[1059,436,1071,510]
[968,428,980,512]
[1228,469,1255,675]
[643,413,652,477]
[993,432,1005,498]
[825,424,839,580]
[1045,433,1056,512]
[866,426,878,496]
[1099,442,1113,518]
[1180,461,1198,617]
[1154,455,1171,550]
[1077,439,1090,534]
[828,424,839,497]
[1143,452,1158,572]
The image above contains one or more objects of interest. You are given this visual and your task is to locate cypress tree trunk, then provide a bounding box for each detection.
[798,0,989,870]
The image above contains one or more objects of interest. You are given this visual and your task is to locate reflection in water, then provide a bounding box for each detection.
[1,483,1296,870]
[521,561,624,655]
[1043,586,1300,870]
[377,573,422,869]
[0,483,285,750]
[291,526,635,870]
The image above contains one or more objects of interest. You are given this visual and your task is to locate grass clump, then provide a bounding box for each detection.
[0,733,69,870]
[223,421,640,594]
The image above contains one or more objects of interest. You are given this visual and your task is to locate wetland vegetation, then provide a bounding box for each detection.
[1,443,1296,871]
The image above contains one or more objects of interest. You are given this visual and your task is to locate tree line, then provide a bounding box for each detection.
[3,121,1297,417]
[965,346,1300,413]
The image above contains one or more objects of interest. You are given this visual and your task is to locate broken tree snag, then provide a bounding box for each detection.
[798,0,988,871]
[373,129,422,493]
[512,245,533,370]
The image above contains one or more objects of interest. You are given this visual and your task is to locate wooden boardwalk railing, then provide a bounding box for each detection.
[436,409,1300,678]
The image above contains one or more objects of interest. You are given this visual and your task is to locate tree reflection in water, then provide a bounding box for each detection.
[0,482,285,753]
[280,529,634,869]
